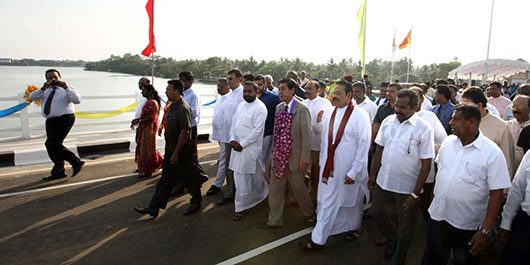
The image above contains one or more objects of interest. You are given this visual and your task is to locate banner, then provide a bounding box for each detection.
[0,102,29,118]
[356,0,367,77]
[141,0,156,57]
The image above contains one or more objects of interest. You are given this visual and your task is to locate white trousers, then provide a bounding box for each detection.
[311,192,364,245]
[213,142,227,188]
[234,161,269,212]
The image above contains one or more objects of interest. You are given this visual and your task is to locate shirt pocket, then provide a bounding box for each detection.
[460,158,484,184]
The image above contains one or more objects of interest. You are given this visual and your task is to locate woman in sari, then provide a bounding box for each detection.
[131,84,164,177]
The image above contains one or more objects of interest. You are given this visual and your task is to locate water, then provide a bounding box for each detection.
[0,66,216,138]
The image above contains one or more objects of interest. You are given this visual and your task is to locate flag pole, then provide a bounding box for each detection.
[390,29,396,82]
[406,29,412,83]
[151,48,154,84]
[483,0,495,85]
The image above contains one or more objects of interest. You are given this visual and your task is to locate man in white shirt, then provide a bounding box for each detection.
[207,79,231,196]
[352,81,377,122]
[499,151,530,264]
[424,103,511,265]
[461,87,515,178]
[300,71,309,87]
[300,80,371,249]
[507,95,530,170]
[216,69,244,206]
[488,81,512,118]
[369,89,434,264]
[228,82,269,220]
[29,69,84,180]
[504,84,530,121]
[410,87,447,220]
[303,81,332,197]
[375,82,389,106]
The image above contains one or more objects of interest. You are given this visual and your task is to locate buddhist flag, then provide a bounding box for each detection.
[141,0,156,57]
[398,30,411,50]
[356,0,367,76]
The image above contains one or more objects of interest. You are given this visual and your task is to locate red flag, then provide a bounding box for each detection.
[398,30,411,50]
[141,0,155,57]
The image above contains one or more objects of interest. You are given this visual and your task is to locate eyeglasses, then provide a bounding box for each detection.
[227,77,233,81]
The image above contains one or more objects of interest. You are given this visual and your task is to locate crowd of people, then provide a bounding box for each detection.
[31,67,530,264]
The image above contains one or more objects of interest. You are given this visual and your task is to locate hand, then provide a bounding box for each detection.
[230,141,243,152]
[170,155,178,165]
[468,231,488,255]
[158,127,163,136]
[498,228,510,248]
[298,162,308,173]
[316,110,324,123]
[42,81,51,91]
[344,175,355,185]
[402,195,418,211]
[131,119,140,126]
[368,175,376,192]
[56,80,68,89]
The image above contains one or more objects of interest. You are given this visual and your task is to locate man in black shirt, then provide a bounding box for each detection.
[135,79,208,217]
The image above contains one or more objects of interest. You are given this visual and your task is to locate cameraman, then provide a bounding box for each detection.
[30,69,85,180]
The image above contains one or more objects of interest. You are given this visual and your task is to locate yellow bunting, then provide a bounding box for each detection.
[75,102,138,119]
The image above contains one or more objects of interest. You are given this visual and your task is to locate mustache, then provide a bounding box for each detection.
[332,97,340,102]
[395,112,403,116]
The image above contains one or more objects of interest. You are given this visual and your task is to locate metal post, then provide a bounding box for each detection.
[483,0,495,85]
[17,92,31,139]
[151,48,155,85]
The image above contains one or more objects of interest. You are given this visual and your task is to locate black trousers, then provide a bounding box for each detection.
[150,153,208,209]
[501,210,530,265]
[45,114,80,176]
[172,126,198,192]
[422,219,479,265]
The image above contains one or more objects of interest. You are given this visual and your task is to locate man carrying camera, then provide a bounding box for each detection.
[30,69,85,180]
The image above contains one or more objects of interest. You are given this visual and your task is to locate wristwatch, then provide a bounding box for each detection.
[411,192,419,200]
[480,228,492,237]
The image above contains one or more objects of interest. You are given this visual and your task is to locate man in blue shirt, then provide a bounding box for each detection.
[255,75,281,179]
[431,85,455,135]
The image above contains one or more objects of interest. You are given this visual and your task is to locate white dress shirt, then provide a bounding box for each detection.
[183,87,201,127]
[304,96,332,151]
[374,113,435,194]
[421,96,433,111]
[223,85,244,139]
[134,96,147,119]
[501,151,530,230]
[29,85,81,118]
[488,96,512,118]
[429,133,512,230]
[416,110,448,183]
[354,96,378,123]
[486,104,500,117]
[211,91,231,143]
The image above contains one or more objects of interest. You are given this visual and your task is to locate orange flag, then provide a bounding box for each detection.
[398,30,411,50]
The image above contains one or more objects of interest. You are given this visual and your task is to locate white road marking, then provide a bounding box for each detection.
[0,159,218,198]
[216,227,313,265]
[0,144,219,178]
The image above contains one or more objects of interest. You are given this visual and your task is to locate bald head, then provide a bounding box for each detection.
[512,95,530,123]
[139,77,150,90]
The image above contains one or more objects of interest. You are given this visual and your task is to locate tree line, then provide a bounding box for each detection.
[1,58,87,67]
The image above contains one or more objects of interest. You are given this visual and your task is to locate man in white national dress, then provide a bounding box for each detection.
[228,82,269,221]
[300,80,371,250]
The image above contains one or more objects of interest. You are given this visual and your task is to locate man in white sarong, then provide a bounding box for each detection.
[228,82,269,220]
[301,80,371,249]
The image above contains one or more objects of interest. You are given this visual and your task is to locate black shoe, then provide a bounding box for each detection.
[71,161,85,177]
[183,204,201,215]
[206,185,221,196]
[216,197,233,206]
[42,174,67,181]
[134,206,159,218]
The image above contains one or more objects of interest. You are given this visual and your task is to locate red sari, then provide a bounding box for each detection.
[136,99,164,174]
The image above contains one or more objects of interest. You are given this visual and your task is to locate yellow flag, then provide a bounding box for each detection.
[356,0,367,77]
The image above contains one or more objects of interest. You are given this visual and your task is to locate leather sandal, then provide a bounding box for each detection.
[345,230,361,241]
[232,211,249,221]
[299,241,324,250]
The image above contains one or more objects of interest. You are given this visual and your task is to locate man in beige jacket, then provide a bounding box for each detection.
[268,78,315,227]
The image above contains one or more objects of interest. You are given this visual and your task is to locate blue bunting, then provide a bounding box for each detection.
[0,102,29,118]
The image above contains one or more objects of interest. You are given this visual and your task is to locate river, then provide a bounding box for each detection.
[0,66,217,138]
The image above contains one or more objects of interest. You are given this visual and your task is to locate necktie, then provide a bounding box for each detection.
[44,87,56,115]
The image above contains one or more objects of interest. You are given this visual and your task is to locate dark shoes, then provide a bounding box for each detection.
[206,185,221,196]
[183,204,201,215]
[42,174,67,181]
[134,206,159,218]
[216,197,233,206]
[72,161,85,177]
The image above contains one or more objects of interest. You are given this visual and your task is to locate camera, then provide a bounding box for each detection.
[50,80,60,86]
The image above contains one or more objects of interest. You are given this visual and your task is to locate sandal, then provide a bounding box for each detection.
[304,215,316,224]
[232,211,248,221]
[345,230,361,241]
[299,241,324,250]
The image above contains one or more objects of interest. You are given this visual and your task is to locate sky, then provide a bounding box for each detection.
[1,0,528,67]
